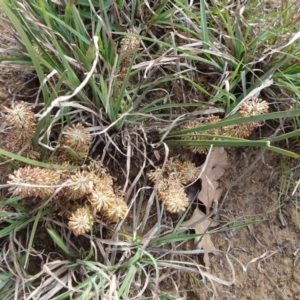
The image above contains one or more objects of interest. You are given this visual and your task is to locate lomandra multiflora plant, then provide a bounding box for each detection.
[4,102,128,236]
[182,98,269,154]
[4,98,268,228]
[147,98,269,213]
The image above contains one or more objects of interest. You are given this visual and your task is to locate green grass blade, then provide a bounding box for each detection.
[24,207,44,269]
[200,0,209,50]
[0,148,78,170]
[0,0,49,103]
[169,109,300,136]
[47,226,73,256]
[118,264,137,297]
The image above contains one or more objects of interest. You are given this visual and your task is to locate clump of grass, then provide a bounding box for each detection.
[3,103,128,236]
[1,0,300,299]
[180,97,269,154]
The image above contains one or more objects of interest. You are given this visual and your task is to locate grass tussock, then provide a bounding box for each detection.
[0,0,300,298]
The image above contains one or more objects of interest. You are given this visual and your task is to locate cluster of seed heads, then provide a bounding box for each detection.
[3,102,128,236]
[147,159,201,213]
[182,97,269,153]
[146,98,269,212]
[3,97,269,230]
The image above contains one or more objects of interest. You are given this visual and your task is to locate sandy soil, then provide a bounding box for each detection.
[206,148,300,299]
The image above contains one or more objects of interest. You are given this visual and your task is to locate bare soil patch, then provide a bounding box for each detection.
[203,148,300,299]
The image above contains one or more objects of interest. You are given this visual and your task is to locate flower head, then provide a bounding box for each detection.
[103,198,128,222]
[239,98,269,117]
[3,102,37,151]
[7,166,60,198]
[165,158,182,173]
[148,158,199,213]
[177,161,201,184]
[89,189,115,212]
[120,29,140,54]
[65,170,96,200]
[116,29,140,105]
[3,102,36,131]
[160,181,189,213]
[182,116,221,154]
[68,206,94,236]
[61,123,91,158]
[222,122,259,138]
[147,167,164,183]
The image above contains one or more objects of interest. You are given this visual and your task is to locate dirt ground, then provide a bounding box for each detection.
[204,147,300,300]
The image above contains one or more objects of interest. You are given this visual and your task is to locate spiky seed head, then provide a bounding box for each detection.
[205,115,221,125]
[86,159,104,174]
[85,168,115,211]
[68,207,94,236]
[239,98,269,117]
[149,157,200,183]
[7,166,60,198]
[92,172,114,189]
[162,181,189,213]
[103,198,128,222]
[147,167,164,183]
[177,161,201,184]
[117,29,140,92]
[181,120,202,141]
[120,29,140,54]
[155,178,169,195]
[3,102,36,130]
[61,123,91,158]
[65,170,95,200]
[164,196,189,214]
[5,132,30,153]
[222,122,258,139]
[165,158,182,173]
[168,172,184,186]
[88,189,115,212]
[3,102,37,148]
[181,116,221,154]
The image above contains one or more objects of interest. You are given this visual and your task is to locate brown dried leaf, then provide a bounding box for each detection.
[198,147,228,210]
[181,207,219,267]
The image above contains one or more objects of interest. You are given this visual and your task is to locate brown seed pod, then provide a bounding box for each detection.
[60,123,92,159]
[239,97,269,118]
[7,166,60,198]
[65,170,96,200]
[102,198,128,222]
[162,181,189,213]
[68,206,94,236]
